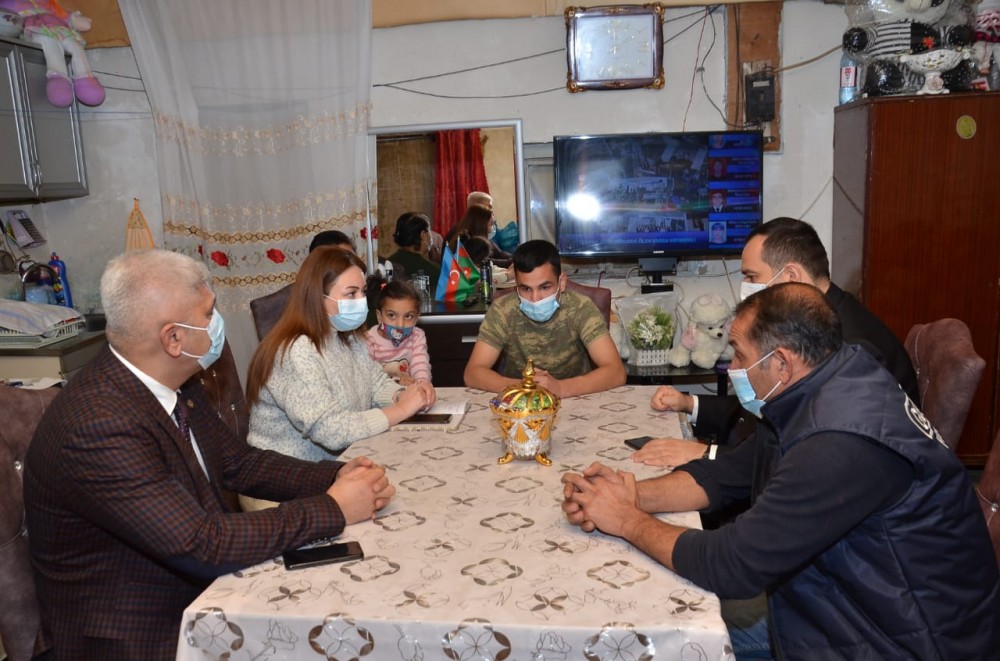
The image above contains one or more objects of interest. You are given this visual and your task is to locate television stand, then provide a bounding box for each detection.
[638,256,677,294]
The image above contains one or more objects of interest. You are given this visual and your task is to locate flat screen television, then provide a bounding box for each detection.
[553,130,764,259]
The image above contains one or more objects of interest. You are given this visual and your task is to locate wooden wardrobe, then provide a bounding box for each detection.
[832,92,1000,465]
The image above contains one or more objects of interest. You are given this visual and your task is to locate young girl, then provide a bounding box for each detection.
[366,278,432,385]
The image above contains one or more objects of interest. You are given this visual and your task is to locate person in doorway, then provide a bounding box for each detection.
[387,212,441,288]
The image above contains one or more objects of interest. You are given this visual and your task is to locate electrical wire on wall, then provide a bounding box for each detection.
[18,10,844,121]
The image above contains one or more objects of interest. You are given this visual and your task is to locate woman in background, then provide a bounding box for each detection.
[388,212,441,286]
[445,204,511,266]
[246,247,436,466]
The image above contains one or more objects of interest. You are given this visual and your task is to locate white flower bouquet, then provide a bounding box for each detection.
[626,306,676,350]
[617,292,678,366]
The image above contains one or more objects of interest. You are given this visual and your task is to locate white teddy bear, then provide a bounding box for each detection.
[667,293,735,369]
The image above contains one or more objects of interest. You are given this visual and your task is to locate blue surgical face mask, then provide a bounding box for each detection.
[383,323,414,347]
[488,222,497,240]
[519,291,560,323]
[176,309,226,369]
[326,295,368,331]
[727,350,780,418]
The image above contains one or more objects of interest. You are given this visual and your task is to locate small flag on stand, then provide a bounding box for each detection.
[435,238,481,302]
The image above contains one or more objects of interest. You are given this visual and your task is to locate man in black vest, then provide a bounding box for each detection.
[634,217,919,469]
[563,283,999,659]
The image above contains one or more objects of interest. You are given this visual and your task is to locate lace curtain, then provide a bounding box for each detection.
[118,0,372,381]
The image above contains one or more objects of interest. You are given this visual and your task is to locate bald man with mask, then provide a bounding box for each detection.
[634,217,918,469]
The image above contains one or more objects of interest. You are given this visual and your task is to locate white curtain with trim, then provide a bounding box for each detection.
[118,0,372,381]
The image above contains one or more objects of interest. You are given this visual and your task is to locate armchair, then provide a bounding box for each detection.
[904,318,985,450]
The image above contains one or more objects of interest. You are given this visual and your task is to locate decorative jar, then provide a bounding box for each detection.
[490,359,560,466]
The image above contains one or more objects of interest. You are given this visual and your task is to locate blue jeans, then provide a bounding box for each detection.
[722,594,773,660]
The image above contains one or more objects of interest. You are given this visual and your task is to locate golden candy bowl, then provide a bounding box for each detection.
[489,359,560,466]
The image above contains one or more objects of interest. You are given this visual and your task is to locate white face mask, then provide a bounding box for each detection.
[739,266,787,301]
[175,309,226,370]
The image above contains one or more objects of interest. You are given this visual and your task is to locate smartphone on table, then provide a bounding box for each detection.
[624,435,654,451]
[283,541,364,570]
[403,413,452,424]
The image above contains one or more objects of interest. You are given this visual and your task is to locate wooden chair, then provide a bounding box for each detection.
[904,318,985,450]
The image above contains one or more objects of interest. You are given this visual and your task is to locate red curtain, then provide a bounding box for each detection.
[433,129,490,236]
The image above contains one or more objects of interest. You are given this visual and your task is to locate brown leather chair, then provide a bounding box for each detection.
[190,340,250,444]
[494,278,612,329]
[978,428,1000,568]
[249,284,292,341]
[0,385,59,660]
[904,318,985,451]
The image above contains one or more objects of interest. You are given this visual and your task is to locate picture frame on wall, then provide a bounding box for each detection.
[565,4,665,92]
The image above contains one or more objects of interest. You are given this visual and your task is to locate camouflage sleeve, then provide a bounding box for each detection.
[576,296,609,347]
[475,296,513,351]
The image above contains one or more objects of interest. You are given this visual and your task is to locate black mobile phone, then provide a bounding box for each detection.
[283,541,364,570]
[403,413,452,424]
[624,435,654,451]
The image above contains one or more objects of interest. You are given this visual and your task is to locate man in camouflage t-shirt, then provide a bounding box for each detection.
[464,240,626,398]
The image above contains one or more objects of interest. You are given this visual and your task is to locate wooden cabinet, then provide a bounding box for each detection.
[0,331,106,381]
[419,311,485,387]
[0,38,88,201]
[832,93,1000,464]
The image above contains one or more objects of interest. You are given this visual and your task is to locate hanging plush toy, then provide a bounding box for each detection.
[0,0,105,107]
[842,0,974,96]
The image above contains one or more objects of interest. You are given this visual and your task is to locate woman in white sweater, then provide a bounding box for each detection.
[245,247,436,464]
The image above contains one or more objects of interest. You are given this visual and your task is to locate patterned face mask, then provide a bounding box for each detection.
[383,323,414,347]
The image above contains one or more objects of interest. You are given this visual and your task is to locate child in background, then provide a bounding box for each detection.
[463,235,513,286]
[365,278,432,385]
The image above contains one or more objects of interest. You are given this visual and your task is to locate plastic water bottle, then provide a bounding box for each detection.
[839,52,860,105]
[48,252,73,307]
[480,260,493,303]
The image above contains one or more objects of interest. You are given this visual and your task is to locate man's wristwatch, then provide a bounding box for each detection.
[701,444,718,460]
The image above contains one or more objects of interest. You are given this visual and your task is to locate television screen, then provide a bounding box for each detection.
[553,130,764,258]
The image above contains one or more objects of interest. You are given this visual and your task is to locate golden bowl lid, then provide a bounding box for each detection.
[491,359,560,414]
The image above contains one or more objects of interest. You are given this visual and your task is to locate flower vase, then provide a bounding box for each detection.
[630,347,671,366]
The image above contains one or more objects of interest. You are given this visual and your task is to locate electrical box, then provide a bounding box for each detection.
[744,71,775,124]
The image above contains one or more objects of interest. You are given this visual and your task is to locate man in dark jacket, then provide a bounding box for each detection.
[563,283,999,659]
[25,249,394,660]
[634,217,919,468]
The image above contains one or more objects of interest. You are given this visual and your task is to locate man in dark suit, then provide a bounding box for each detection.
[634,217,919,468]
[24,249,394,660]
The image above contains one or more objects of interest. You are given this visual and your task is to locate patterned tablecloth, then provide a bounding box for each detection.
[177,385,732,661]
